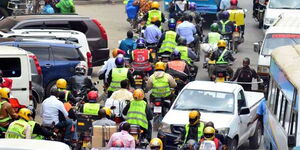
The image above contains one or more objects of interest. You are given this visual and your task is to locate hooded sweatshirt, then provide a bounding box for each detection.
[146,71,177,90]
[55,0,75,14]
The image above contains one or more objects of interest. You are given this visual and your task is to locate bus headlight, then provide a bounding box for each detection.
[257,65,269,74]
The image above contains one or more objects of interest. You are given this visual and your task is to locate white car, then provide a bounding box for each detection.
[0,139,70,150]
[158,81,264,150]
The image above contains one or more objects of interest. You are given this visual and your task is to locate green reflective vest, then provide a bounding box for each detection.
[159,31,177,53]
[151,74,171,98]
[108,68,129,92]
[28,121,44,140]
[184,122,205,143]
[58,89,70,102]
[220,20,230,34]
[147,10,162,25]
[216,49,229,64]
[126,100,148,129]
[175,46,191,64]
[6,119,31,139]
[208,32,221,45]
[0,101,10,123]
[83,103,101,115]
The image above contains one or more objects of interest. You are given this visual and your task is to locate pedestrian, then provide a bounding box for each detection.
[55,0,75,14]
[119,31,137,58]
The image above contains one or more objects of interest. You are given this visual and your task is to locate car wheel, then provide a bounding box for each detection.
[229,138,238,150]
[0,8,9,20]
[249,121,262,149]
[46,80,57,97]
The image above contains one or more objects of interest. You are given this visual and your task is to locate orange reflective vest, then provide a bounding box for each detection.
[131,49,152,71]
[167,60,186,73]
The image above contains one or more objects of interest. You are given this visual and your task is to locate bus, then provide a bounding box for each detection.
[265,45,300,149]
[164,0,221,14]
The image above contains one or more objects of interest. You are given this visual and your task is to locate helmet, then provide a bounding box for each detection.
[183,12,193,22]
[210,23,219,32]
[151,1,160,9]
[177,37,187,46]
[111,139,124,147]
[56,78,67,89]
[168,18,176,30]
[115,56,125,66]
[136,38,146,48]
[18,108,32,121]
[0,88,10,99]
[217,40,227,48]
[75,64,86,75]
[112,48,119,57]
[189,110,200,125]
[133,89,145,100]
[171,50,181,60]
[189,2,196,11]
[87,91,98,101]
[203,126,216,141]
[220,11,230,20]
[151,16,159,23]
[155,62,166,71]
[230,0,238,6]
[27,106,36,119]
[102,107,112,117]
[149,138,163,150]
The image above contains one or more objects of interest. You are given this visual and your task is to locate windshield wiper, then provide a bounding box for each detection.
[209,110,232,113]
[175,107,210,112]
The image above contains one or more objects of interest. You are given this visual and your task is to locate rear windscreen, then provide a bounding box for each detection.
[0,58,21,77]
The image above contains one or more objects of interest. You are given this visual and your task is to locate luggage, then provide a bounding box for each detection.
[91,126,117,148]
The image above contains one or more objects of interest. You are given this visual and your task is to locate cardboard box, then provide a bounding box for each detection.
[92,126,117,148]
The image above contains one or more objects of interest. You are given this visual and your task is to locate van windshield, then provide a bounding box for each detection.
[269,0,300,9]
[262,34,300,55]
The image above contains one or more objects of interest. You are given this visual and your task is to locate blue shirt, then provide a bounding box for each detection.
[176,21,196,44]
[42,4,55,14]
[119,38,137,58]
[220,0,231,10]
[256,99,266,116]
[144,25,162,44]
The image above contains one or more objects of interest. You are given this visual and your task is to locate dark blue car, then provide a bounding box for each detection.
[0,41,86,96]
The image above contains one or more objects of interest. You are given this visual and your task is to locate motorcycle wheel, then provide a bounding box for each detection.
[153,114,162,131]
[232,40,238,53]
[258,13,264,29]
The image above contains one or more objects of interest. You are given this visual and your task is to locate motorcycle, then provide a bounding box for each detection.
[147,43,158,62]
[129,124,148,148]
[255,3,267,29]
[212,64,231,82]
[232,26,241,53]
[132,70,147,91]
[152,97,171,130]
[222,34,232,52]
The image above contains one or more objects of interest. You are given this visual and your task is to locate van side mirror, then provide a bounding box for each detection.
[288,135,296,147]
[239,107,250,115]
[253,42,261,53]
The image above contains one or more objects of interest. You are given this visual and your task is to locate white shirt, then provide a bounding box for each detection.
[41,95,68,126]
[99,58,116,82]
[105,89,133,117]
[220,0,231,10]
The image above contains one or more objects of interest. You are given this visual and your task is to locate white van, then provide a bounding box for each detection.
[254,15,300,89]
[0,46,32,106]
[263,0,300,30]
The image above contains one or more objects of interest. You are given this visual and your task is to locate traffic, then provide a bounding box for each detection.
[0,0,298,150]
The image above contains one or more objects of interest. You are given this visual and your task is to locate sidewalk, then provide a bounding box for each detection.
[74,0,123,5]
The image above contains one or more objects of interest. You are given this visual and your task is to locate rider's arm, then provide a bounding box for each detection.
[146,76,154,91]
[146,104,153,120]
[157,33,165,48]
[230,68,241,81]
[122,103,130,116]
[188,48,198,60]
[251,68,261,81]
[167,74,177,88]
[58,103,69,118]
[107,70,113,87]
[32,123,54,137]
[5,103,18,119]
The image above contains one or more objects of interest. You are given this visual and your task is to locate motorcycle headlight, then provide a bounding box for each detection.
[165,2,169,5]
[257,65,269,74]
[217,127,230,136]
[159,122,172,134]
[264,18,275,25]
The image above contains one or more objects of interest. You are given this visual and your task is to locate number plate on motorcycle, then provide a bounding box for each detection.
[154,106,162,113]
[216,77,225,82]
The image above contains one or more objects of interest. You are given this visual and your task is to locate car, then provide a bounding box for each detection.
[0,139,70,150]
[0,45,32,106]
[0,14,109,67]
[0,40,86,96]
[158,81,264,150]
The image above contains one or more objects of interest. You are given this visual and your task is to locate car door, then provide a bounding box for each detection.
[237,90,251,145]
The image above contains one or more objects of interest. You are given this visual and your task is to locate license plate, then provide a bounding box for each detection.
[208,60,215,64]
[154,106,162,113]
[82,141,88,147]
[216,77,225,82]
[233,32,240,37]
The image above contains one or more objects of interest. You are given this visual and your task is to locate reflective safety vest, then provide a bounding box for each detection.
[64,102,72,112]
[0,101,11,123]
[184,122,205,143]
[175,46,191,64]
[108,68,129,92]
[58,89,70,102]
[208,32,221,45]
[6,119,31,139]
[228,9,245,26]
[131,49,152,71]
[83,103,101,115]
[126,100,148,129]
[219,20,231,34]
[216,49,229,64]
[147,10,162,25]
[167,60,186,73]
[200,138,219,150]
[159,31,177,53]
[151,74,171,97]
[28,121,43,140]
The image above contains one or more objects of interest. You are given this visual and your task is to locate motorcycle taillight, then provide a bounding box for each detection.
[154,102,161,106]
[114,117,123,123]
[218,73,224,77]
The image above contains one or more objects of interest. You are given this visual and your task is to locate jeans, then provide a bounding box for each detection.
[55,118,73,140]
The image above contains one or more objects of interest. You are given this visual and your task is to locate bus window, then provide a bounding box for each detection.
[288,112,297,135]
[276,91,283,119]
[283,101,291,131]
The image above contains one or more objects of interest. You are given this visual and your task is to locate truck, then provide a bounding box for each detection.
[158,81,264,150]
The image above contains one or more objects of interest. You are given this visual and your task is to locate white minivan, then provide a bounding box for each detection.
[263,0,300,30]
[0,46,32,106]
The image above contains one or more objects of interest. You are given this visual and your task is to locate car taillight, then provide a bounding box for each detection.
[155,102,161,106]
[29,54,42,75]
[86,52,92,68]
[92,19,108,41]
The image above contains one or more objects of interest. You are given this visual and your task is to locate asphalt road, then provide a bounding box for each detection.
[39,1,265,149]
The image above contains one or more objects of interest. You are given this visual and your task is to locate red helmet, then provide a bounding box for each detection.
[87,91,98,101]
[230,0,238,5]
[112,139,124,147]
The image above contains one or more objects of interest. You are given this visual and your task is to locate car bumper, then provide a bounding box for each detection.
[157,130,179,149]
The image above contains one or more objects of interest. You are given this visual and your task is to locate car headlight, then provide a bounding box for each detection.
[257,65,269,74]
[264,18,275,25]
[159,122,172,134]
[218,127,230,136]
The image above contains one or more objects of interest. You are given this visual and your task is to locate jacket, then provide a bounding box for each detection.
[210,49,235,63]
[68,74,97,95]
[146,71,177,91]
[107,67,135,88]
[0,100,18,128]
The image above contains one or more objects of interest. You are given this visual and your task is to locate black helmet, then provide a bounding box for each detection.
[75,64,86,75]
[177,37,187,46]
[183,12,193,22]
[171,50,181,60]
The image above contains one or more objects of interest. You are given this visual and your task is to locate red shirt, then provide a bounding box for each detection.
[0,78,13,89]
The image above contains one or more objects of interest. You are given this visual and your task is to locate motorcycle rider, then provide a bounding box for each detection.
[56,78,76,105]
[143,16,162,48]
[210,40,235,78]
[167,50,190,81]
[149,138,163,150]
[80,91,101,116]
[143,1,166,28]
[253,0,268,18]
[217,11,235,39]
[119,30,137,58]
[157,18,180,55]
[68,64,97,98]
[55,0,75,14]
[146,62,177,101]
[92,108,116,126]
[230,57,260,91]
[123,89,153,141]
[227,0,246,38]
[168,0,189,19]
[0,88,18,129]
[107,57,135,98]
[107,121,135,148]
[0,70,13,89]
[131,38,154,75]
[57,91,77,121]
[199,127,223,150]
[206,23,222,45]
[176,13,198,46]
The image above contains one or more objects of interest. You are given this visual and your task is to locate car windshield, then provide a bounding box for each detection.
[173,89,234,113]
[269,0,300,9]
[262,34,300,55]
